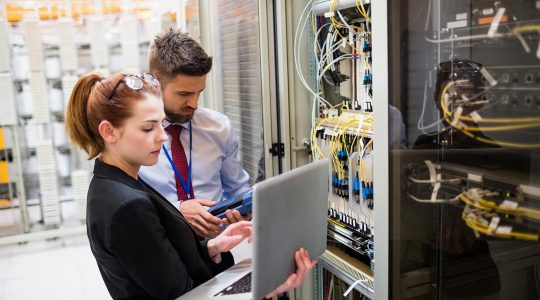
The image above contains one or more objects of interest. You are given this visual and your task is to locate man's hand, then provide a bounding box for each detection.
[207,221,252,257]
[179,199,224,237]
[223,209,251,224]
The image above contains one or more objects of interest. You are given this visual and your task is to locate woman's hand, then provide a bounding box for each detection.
[207,221,252,258]
[265,248,318,299]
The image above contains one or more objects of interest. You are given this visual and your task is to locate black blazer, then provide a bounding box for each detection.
[87,159,234,300]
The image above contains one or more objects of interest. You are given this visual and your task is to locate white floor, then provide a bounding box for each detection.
[0,198,252,300]
[0,234,111,300]
[0,232,252,300]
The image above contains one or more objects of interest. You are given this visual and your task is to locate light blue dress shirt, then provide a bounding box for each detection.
[139,107,251,208]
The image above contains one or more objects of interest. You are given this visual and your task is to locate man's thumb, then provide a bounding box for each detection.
[196,199,217,207]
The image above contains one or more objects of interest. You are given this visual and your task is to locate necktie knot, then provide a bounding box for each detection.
[166,124,182,137]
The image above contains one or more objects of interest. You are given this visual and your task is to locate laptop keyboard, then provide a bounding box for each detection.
[214,272,252,296]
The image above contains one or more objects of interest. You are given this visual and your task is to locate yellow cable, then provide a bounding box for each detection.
[462,122,540,132]
[440,81,540,148]
[441,81,540,123]
[461,208,538,241]
[329,0,359,52]
[460,193,540,221]
[355,0,372,23]
[512,24,540,34]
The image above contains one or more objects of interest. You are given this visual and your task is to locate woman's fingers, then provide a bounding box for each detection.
[264,248,320,298]
[266,273,297,298]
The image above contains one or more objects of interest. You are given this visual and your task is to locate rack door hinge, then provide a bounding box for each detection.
[269,143,285,157]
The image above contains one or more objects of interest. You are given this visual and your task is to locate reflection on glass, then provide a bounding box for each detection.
[389,1,540,299]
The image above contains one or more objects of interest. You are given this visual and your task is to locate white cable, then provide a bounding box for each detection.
[293,0,332,108]
[343,278,368,297]
[293,0,332,132]
[409,177,461,184]
[424,0,432,31]
[409,193,460,203]
[317,55,352,83]
[417,80,447,135]
[425,32,511,44]
[336,10,359,37]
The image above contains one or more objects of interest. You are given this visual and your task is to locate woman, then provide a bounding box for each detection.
[65,72,315,299]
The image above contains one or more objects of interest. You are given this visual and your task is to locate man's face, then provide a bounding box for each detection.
[161,74,206,123]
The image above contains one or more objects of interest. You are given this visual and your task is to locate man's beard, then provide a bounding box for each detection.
[165,108,196,124]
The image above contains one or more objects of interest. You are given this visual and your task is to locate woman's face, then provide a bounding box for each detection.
[114,93,168,167]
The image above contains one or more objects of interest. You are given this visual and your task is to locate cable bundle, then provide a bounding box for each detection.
[440,80,540,148]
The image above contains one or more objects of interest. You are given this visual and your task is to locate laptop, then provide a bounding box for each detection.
[178,158,329,300]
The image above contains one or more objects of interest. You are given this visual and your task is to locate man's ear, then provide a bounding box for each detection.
[98,120,118,144]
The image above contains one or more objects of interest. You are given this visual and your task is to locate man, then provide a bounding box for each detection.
[140,29,251,237]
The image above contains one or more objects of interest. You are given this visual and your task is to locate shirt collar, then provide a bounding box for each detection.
[163,119,190,130]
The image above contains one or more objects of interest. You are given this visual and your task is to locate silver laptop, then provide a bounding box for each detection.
[178,158,329,300]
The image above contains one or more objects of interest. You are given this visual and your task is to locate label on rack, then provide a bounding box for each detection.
[519,184,540,197]
[482,8,494,16]
[324,128,338,137]
[469,111,483,123]
[451,107,463,127]
[499,200,519,210]
[467,173,483,183]
[495,225,512,235]
[488,217,500,234]
[447,20,467,29]
[456,13,468,21]
[469,188,481,200]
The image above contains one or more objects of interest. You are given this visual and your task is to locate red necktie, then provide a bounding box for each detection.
[165,124,194,201]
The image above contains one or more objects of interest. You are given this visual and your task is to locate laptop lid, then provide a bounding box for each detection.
[251,159,329,299]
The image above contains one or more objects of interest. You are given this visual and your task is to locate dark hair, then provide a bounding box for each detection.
[148,28,212,81]
[65,72,161,159]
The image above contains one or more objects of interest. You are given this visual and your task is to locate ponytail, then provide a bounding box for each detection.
[65,72,104,159]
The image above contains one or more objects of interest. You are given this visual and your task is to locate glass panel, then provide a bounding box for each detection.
[211,0,266,184]
[389,1,540,299]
